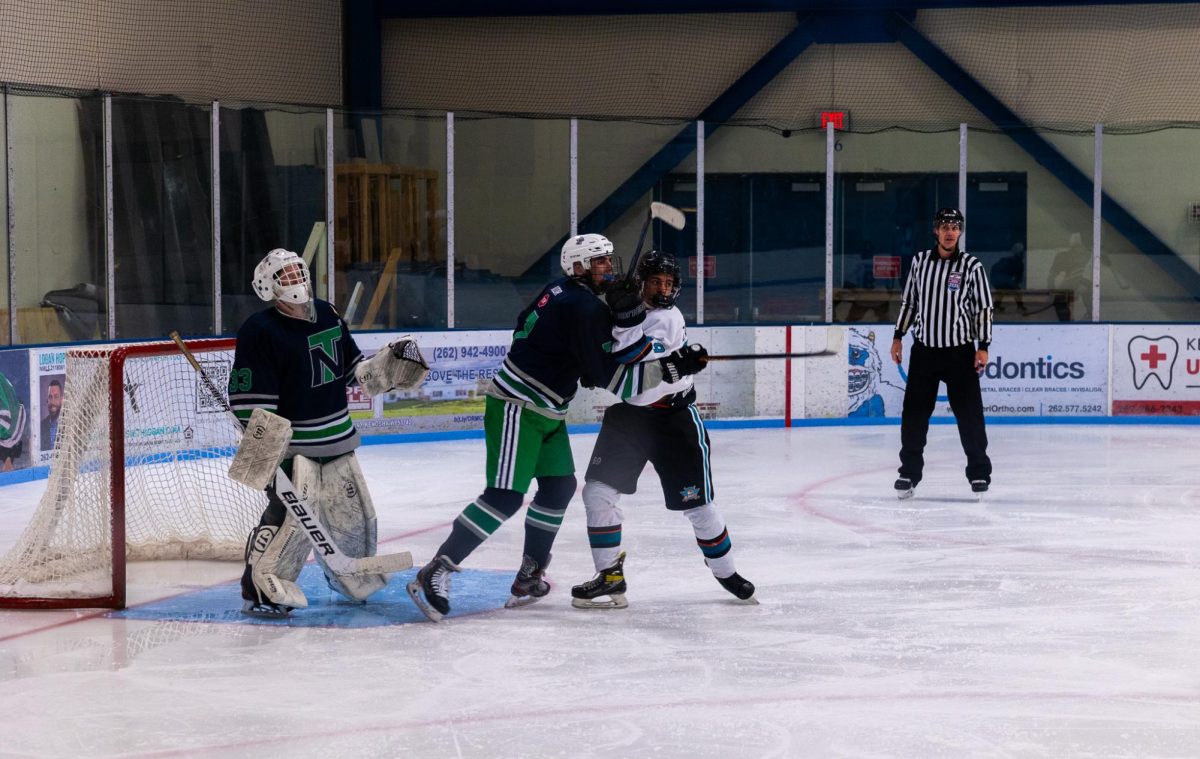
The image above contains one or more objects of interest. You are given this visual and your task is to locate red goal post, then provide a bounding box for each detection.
[0,339,266,610]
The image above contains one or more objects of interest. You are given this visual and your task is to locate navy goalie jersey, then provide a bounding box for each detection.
[229,299,364,458]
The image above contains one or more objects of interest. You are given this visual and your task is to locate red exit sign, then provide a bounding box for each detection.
[873,255,901,279]
[688,255,716,279]
[820,111,847,130]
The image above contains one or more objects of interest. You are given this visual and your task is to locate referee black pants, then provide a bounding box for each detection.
[898,341,992,484]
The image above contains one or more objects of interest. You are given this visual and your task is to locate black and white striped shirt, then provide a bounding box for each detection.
[894,248,994,349]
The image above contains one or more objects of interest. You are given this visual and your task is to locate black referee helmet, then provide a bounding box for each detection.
[934,208,964,229]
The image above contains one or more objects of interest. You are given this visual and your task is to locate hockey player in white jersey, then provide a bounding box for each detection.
[571,251,756,609]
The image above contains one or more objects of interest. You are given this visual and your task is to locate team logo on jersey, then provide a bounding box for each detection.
[947,272,962,291]
[308,326,343,387]
[679,485,702,502]
[538,294,550,308]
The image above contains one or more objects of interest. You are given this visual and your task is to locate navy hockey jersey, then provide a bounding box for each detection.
[229,299,364,457]
[487,276,652,418]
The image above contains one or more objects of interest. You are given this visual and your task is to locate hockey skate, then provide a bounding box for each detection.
[716,572,759,604]
[894,477,917,500]
[505,553,551,609]
[970,479,989,501]
[241,599,293,619]
[571,551,628,609]
[406,555,460,622]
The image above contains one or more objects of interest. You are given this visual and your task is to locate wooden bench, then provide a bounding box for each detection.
[833,288,1074,323]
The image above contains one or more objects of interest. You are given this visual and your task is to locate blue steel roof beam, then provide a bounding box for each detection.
[526,17,818,277]
[886,12,1200,302]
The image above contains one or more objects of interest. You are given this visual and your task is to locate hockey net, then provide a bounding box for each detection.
[0,339,266,609]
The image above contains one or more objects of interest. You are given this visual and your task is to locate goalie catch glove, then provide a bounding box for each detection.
[604,278,646,328]
[355,336,430,395]
[659,344,708,383]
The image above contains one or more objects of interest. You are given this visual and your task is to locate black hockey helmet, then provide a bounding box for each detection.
[933,207,964,229]
[637,250,682,308]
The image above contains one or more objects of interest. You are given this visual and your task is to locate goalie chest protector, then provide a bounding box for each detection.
[230,299,364,458]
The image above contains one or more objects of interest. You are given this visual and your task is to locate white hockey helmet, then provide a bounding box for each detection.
[252,248,312,305]
[560,233,614,276]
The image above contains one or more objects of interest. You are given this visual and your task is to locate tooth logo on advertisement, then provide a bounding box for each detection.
[1128,335,1178,390]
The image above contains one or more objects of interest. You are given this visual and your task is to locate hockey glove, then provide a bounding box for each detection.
[605,278,647,328]
[659,344,708,383]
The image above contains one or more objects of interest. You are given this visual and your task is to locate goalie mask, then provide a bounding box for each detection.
[560,234,622,291]
[253,249,314,318]
[637,251,681,309]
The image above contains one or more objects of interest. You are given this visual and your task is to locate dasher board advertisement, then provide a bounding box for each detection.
[1111,326,1200,416]
[852,325,1107,418]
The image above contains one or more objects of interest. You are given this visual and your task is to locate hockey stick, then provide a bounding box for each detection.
[701,350,837,362]
[627,201,686,278]
[169,332,412,577]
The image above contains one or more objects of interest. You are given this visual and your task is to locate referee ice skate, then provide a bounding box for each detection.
[890,208,994,499]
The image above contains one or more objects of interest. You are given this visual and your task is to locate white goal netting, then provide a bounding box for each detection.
[0,341,266,605]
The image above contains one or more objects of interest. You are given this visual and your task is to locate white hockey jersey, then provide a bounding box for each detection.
[611,306,694,407]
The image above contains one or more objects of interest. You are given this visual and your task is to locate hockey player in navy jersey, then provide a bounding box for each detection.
[570,251,755,609]
[230,249,428,617]
[407,235,709,621]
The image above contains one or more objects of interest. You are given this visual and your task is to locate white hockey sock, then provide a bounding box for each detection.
[683,503,736,579]
[582,480,624,570]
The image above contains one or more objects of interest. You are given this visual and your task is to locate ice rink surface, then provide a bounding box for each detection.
[1,424,1198,758]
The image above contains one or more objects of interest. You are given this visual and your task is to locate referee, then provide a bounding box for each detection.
[890,208,994,499]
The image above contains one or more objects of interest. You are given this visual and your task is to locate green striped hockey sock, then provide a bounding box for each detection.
[439,488,523,565]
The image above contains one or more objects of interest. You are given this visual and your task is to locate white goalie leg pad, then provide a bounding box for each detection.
[582,480,624,571]
[229,408,292,491]
[245,520,310,609]
[293,454,386,601]
[354,336,430,396]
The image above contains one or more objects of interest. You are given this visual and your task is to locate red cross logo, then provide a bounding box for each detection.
[1141,344,1168,368]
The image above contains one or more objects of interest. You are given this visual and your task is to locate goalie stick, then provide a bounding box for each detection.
[169,332,412,577]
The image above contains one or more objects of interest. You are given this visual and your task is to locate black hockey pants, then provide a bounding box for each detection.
[898,341,992,484]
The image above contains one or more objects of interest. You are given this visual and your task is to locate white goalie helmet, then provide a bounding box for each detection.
[560,233,614,276]
[252,248,312,305]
